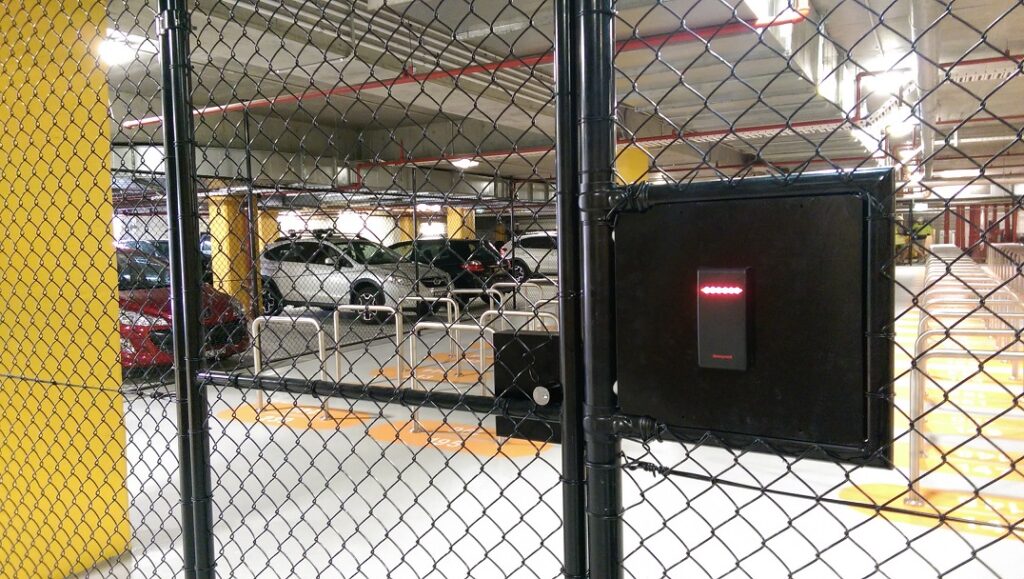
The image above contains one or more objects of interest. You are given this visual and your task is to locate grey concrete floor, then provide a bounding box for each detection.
[81,271,1024,578]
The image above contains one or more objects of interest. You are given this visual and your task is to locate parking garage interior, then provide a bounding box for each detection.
[1,0,1024,577]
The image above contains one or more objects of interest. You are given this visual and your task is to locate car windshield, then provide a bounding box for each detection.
[342,240,404,265]
[117,252,171,290]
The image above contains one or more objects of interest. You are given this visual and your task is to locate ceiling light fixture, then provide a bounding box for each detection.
[451,158,479,170]
[99,30,157,67]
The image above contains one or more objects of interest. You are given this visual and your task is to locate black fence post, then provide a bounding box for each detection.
[158,1,216,577]
[555,0,587,577]
[578,0,623,577]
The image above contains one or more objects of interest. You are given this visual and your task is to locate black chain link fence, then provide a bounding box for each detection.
[1,0,1022,577]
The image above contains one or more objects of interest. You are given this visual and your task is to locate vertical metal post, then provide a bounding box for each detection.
[579,0,623,577]
[243,110,262,318]
[554,0,586,575]
[159,1,216,577]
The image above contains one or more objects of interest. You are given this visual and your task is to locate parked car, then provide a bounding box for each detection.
[117,248,248,368]
[118,238,213,283]
[500,231,558,280]
[259,235,451,319]
[389,237,502,304]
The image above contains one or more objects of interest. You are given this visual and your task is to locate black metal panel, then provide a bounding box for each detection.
[614,172,894,464]
[494,330,562,444]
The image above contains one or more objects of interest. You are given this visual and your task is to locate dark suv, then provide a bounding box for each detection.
[389,238,503,303]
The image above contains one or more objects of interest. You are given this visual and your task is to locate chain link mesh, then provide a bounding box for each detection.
[1,0,1022,576]
[612,0,1024,577]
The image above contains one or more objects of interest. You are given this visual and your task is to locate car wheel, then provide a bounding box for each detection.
[351,283,385,324]
[509,259,531,282]
[261,278,284,315]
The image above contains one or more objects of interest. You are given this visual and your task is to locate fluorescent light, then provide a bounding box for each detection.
[451,158,479,170]
[415,203,443,213]
[861,70,913,96]
[912,203,931,212]
[99,31,157,67]
[935,169,982,179]
[886,106,918,138]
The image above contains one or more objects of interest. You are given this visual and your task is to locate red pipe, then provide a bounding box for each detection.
[122,7,809,129]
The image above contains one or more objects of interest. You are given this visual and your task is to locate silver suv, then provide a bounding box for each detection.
[259,235,451,317]
[500,230,558,281]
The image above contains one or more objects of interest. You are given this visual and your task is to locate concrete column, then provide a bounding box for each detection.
[0,1,129,572]
[616,145,650,185]
[256,208,281,252]
[446,207,476,239]
[396,214,415,241]
[208,193,256,312]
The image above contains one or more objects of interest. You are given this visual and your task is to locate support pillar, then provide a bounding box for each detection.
[616,145,650,185]
[208,193,256,313]
[446,207,476,239]
[256,208,281,252]
[0,1,129,575]
[397,214,415,242]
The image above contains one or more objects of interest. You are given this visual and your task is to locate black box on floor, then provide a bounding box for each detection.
[493,329,561,444]
[614,170,895,466]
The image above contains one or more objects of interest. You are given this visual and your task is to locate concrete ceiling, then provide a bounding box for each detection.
[106,0,1024,205]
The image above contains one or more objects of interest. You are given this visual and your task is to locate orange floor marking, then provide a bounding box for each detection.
[423,351,494,364]
[373,365,489,384]
[368,419,549,457]
[217,402,371,430]
[838,483,1023,538]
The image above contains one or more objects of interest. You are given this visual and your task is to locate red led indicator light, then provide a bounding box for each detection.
[700,285,744,296]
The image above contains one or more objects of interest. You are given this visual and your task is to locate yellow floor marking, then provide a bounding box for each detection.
[896,383,1022,413]
[216,402,371,430]
[891,441,1024,483]
[922,412,1024,439]
[838,483,1023,538]
[374,366,489,384]
[368,419,550,457]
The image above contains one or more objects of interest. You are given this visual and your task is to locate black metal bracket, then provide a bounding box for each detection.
[584,412,660,441]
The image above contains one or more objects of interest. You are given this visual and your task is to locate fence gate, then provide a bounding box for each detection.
[0,0,1022,577]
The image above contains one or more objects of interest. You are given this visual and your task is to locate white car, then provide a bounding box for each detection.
[260,235,451,319]
[500,231,558,281]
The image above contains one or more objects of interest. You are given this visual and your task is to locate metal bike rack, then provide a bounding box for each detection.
[907,347,1024,505]
[399,296,461,358]
[333,305,400,383]
[479,309,560,333]
[489,281,545,311]
[906,246,1024,505]
[408,321,495,431]
[251,315,329,416]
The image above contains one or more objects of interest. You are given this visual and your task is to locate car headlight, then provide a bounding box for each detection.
[119,310,170,328]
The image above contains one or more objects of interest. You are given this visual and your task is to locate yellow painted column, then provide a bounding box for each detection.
[0,2,129,577]
[446,207,477,240]
[256,208,281,252]
[208,193,256,313]
[396,214,415,242]
[616,145,650,185]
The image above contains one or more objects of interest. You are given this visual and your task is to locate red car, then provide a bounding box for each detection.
[117,248,249,368]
